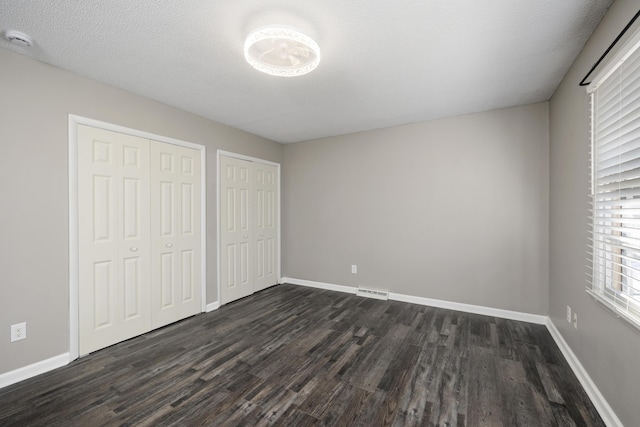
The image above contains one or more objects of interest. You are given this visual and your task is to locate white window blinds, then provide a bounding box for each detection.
[589,28,640,328]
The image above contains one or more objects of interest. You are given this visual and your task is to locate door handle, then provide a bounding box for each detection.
[259,233,264,237]
[243,234,248,238]
[130,246,138,252]
[166,243,173,248]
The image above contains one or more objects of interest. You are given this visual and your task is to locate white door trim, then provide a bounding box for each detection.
[68,115,207,361]
[216,150,281,305]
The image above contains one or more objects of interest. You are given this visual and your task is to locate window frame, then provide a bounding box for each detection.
[588,24,640,330]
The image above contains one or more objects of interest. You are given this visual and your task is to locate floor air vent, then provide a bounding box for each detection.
[356,287,389,300]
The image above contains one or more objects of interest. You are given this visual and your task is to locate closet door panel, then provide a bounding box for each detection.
[220,156,253,304]
[253,162,278,292]
[151,141,201,328]
[78,125,151,355]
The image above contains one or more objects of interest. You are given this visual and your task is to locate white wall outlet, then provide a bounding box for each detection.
[351,265,357,274]
[11,322,26,342]
[573,312,578,329]
[566,305,572,323]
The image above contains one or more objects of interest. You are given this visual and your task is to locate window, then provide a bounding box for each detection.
[589,26,640,328]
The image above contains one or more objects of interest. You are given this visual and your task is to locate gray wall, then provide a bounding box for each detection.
[549,0,640,425]
[0,48,283,375]
[283,103,549,315]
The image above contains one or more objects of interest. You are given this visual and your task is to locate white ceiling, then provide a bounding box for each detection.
[0,1,613,143]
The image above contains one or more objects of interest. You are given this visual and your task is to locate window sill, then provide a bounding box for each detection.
[585,288,640,333]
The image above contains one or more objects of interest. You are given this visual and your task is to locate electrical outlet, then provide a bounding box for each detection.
[11,322,26,342]
[573,312,578,329]
[351,265,357,274]
[566,305,572,323]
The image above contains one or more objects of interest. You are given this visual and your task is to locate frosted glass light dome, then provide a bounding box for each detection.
[244,26,320,77]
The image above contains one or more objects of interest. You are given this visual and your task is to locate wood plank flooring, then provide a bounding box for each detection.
[0,284,604,426]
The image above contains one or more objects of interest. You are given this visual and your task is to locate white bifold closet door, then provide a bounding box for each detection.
[220,155,278,304]
[78,125,201,355]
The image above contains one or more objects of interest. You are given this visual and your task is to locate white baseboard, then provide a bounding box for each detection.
[282,277,356,295]
[546,320,622,427]
[390,292,547,324]
[282,277,546,324]
[206,301,220,312]
[0,353,70,389]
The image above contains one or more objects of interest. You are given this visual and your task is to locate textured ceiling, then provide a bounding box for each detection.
[0,0,613,143]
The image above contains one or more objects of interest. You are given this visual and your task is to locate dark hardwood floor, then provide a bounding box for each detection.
[0,284,604,426]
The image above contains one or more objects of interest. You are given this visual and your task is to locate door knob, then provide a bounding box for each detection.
[166,243,173,248]
[130,246,138,252]
[243,234,248,238]
[259,233,264,237]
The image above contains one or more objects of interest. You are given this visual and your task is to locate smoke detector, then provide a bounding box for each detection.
[4,30,33,47]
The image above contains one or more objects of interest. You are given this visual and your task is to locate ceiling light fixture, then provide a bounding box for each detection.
[244,26,320,77]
